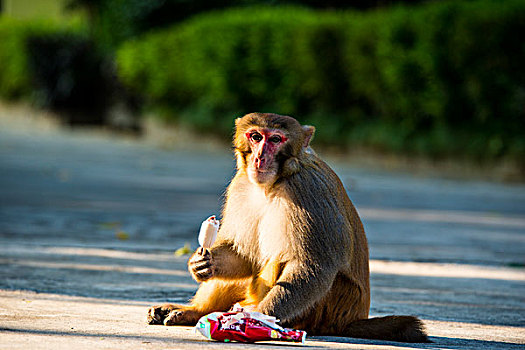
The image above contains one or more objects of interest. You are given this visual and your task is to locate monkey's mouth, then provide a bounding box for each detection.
[249,161,272,172]
[251,167,277,175]
[248,167,277,185]
[251,161,271,172]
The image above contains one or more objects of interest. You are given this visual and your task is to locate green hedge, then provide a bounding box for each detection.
[0,18,55,100]
[0,18,115,124]
[0,18,82,100]
[116,0,525,160]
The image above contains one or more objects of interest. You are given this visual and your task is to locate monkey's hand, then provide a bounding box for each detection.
[188,247,215,282]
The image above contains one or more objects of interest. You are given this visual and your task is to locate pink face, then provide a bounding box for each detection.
[245,128,288,185]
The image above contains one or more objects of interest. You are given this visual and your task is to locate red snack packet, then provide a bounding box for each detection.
[195,304,306,344]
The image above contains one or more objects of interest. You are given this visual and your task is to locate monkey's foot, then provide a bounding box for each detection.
[164,308,202,325]
[147,304,178,325]
[147,304,201,326]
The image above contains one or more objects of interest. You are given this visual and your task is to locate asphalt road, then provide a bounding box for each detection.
[0,124,524,349]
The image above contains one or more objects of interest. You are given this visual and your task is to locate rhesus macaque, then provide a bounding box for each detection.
[148,113,428,342]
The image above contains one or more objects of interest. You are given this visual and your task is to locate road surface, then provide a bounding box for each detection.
[0,122,524,349]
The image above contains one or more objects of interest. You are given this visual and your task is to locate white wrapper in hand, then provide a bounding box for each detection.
[198,215,219,248]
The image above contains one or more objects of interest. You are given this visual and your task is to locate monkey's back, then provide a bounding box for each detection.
[313,156,370,285]
[284,155,371,333]
[287,154,369,271]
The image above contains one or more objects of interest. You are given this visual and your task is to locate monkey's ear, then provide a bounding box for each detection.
[302,125,315,149]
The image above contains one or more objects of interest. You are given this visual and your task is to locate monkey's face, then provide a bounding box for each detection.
[245,127,288,185]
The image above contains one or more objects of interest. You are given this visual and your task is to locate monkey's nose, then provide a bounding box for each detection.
[255,156,266,169]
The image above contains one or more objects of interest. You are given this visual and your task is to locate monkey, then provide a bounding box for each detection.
[147,113,428,343]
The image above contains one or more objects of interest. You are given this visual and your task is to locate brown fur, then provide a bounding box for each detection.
[148,113,429,343]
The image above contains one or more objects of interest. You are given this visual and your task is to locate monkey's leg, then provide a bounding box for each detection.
[241,260,284,309]
[147,279,248,326]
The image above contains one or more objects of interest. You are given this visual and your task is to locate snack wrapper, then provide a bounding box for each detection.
[198,215,219,248]
[195,304,306,344]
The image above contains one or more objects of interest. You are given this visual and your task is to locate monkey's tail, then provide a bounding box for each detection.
[343,315,430,343]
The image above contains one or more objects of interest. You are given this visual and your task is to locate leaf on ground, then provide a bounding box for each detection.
[174,243,192,256]
[115,231,130,240]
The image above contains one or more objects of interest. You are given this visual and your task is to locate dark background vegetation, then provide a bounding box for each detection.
[0,0,523,168]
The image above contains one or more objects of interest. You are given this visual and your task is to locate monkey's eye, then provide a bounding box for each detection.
[269,135,282,143]
[250,132,263,142]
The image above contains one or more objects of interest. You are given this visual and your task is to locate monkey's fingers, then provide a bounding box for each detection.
[190,259,212,271]
[189,252,211,263]
[189,259,211,274]
[194,269,214,281]
[197,247,211,256]
[189,254,215,282]
[191,264,215,282]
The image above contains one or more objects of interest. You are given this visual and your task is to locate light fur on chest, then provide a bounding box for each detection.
[229,184,290,264]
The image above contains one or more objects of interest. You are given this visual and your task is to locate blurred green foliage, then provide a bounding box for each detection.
[67,0,431,52]
[1,0,524,162]
[0,18,64,99]
[116,0,525,160]
[0,17,114,124]
[26,31,114,124]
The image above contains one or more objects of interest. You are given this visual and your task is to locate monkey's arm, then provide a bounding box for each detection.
[188,241,253,282]
[257,257,339,321]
